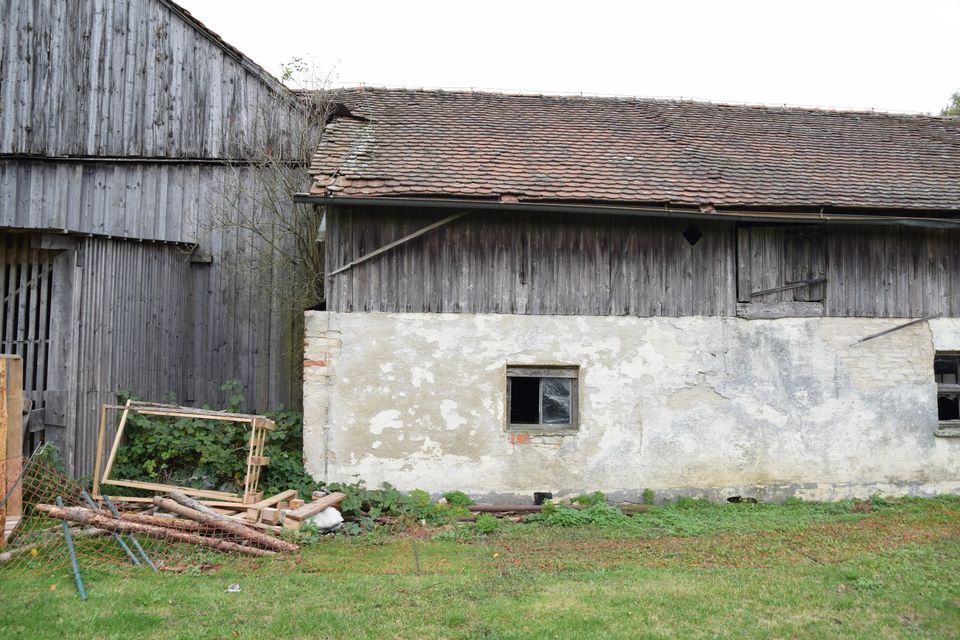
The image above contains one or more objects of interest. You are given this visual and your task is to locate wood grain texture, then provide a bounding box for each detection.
[326,206,738,317]
[0,0,293,159]
[327,206,960,319]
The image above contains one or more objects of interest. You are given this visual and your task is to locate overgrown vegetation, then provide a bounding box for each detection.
[112,381,319,499]
[320,480,474,534]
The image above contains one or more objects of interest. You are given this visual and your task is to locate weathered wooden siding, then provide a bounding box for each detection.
[326,206,738,317]
[327,206,960,318]
[0,0,292,159]
[0,235,53,419]
[824,225,960,317]
[0,159,205,243]
[22,233,299,476]
[0,0,305,476]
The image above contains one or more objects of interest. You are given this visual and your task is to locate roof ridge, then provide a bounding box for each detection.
[330,85,958,122]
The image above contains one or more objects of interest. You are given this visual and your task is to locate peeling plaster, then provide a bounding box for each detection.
[304,312,960,501]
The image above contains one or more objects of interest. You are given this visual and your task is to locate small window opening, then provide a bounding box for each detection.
[683,224,703,246]
[935,354,960,423]
[507,366,578,431]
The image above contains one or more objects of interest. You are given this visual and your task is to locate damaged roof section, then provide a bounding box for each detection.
[309,87,960,213]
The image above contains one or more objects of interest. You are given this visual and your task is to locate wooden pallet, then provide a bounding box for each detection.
[92,401,276,505]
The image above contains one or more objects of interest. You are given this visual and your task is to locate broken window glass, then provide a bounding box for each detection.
[541,378,572,424]
[506,366,578,430]
[935,354,960,424]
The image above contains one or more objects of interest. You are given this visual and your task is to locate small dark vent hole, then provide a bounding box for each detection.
[727,496,758,504]
[683,225,703,246]
[534,492,553,506]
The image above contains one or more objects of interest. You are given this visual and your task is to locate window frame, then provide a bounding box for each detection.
[935,352,960,437]
[505,365,580,433]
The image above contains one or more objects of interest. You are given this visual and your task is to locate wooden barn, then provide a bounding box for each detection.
[301,88,960,501]
[0,0,307,475]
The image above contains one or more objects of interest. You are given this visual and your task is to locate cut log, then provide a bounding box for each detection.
[167,491,236,518]
[35,505,275,557]
[284,492,347,529]
[467,504,560,513]
[617,503,653,515]
[153,497,298,553]
[119,512,205,532]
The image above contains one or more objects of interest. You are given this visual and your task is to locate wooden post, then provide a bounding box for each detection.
[92,404,108,498]
[0,356,24,549]
[99,399,132,485]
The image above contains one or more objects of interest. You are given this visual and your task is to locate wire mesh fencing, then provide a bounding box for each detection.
[1,447,298,596]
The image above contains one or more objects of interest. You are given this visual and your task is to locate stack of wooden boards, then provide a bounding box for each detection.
[90,401,345,530]
[35,491,347,558]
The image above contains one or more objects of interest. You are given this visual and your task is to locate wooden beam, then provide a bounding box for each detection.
[0,356,24,547]
[327,213,468,278]
[131,409,252,423]
[853,313,942,345]
[92,405,108,498]
[284,492,347,529]
[101,479,242,502]
[100,399,132,483]
[244,489,298,521]
[0,358,6,549]
[750,278,827,298]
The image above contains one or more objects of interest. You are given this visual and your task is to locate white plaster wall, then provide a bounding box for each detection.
[304,312,960,502]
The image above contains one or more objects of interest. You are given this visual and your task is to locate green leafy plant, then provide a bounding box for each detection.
[475,513,501,535]
[443,491,473,508]
[111,381,321,498]
[572,491,606,507]
[642,488,656,505]
[323,480,471,532]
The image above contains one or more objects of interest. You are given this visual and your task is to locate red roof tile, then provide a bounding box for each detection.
[309,88,960,212]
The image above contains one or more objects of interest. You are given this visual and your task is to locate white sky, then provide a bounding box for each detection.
[178,0,960,114]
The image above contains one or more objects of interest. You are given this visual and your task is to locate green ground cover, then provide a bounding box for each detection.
[1,496,958,639]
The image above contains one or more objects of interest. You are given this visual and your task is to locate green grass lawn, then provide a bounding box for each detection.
[1,497,958,639]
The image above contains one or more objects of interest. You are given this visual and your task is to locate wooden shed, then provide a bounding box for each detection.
[299,88,960,501]
[0,0,306,475]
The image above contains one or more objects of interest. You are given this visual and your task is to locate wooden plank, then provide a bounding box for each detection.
[2,357,24,524]
[284,492,347,528]
[99,399,131,482]
[101,478,243,502]
[750,278,827,298]
[244,489,298,520]
[91,404,108,498]
[853,314,942,345]
[0,355,6,548]
[736,302,824,320]
[130,409,253,423]
[328,213,468,278]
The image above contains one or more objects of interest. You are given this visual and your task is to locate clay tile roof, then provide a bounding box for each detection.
[309,87,960,213]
